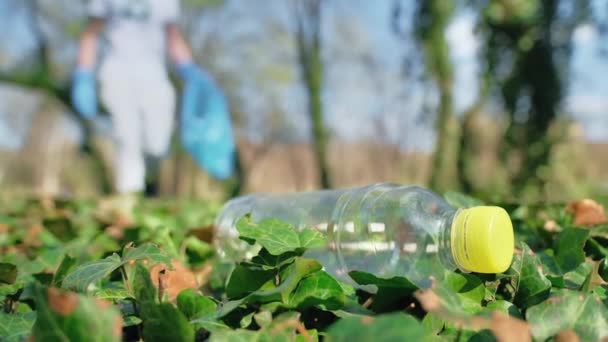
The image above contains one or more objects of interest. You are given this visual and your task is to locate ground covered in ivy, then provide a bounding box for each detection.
[1,193,608,341]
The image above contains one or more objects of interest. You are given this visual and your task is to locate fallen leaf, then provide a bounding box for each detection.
[150,259,198,301]
[568,199,608,226]
[555,330,581,342]
[47,287,78,316]
[415,289,442,312]
[490,311,532,342]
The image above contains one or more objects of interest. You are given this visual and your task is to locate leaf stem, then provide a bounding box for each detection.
[120,265,131,293]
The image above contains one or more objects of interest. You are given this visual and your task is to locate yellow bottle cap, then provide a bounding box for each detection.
[451,206,514,273]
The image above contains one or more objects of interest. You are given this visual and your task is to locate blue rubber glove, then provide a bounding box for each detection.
[71,67,97,120]
[177,62,236,180]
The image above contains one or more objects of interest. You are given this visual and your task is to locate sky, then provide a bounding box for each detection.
[0,0,606,152]
[406,0,608,143]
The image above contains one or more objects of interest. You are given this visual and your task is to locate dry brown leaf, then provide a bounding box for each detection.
[567,199,608,226]
[150,259,198,302]
[555,330,581,342]
[47,287,78,316]
[0,223,9,234]
[489,312,532,342]
[415,289,442,312]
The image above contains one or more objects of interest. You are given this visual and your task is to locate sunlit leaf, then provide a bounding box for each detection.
[288,271,345,310]
[505,243,551,308]
[122,243,172,265]
[177,289,217,320]
[0,312,36,342]
[527,289,608,341]
[62,254,122,292]
[236,217,301,255]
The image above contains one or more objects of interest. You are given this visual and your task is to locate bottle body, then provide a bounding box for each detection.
[215,183,461,287]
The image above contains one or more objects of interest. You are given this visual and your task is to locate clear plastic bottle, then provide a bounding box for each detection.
[214,183,514,288]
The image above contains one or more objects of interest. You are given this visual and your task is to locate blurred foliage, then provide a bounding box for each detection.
[479,0,591,199]
[1,194,608,340]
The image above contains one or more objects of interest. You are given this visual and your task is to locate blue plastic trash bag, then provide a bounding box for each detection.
[180,69,235,180]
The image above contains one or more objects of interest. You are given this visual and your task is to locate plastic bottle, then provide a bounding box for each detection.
[214,183,514,288]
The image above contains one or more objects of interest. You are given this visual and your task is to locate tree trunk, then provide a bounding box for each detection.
[415,0,457,192]
[294,0,332,189]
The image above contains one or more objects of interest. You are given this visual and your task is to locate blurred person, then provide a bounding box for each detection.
[71,0,223,218]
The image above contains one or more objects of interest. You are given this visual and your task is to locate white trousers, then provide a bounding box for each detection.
[99,59,176,193]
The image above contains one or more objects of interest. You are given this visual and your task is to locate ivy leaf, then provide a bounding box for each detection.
[444,272,485,312]
[132,262,156,303]
[485,300,522,319]
[93,288,131,301]
[248,258,322,304]
[239,312,254,328]
[122,243,172,265]
[505,243,551,308]
[236,217,301,255]
[0,311,36,342]
[253,311,273,328]
[250,248,300,270]
[140,302,195,342]
[52,255,77,287]
[288,271,345,310]
[176,289,217,320]
[298,228,326,249]
[349,271,417,290]
[553,228,589,274]
[349,271,418,312]
[421,313,445,336]
[526,289,608,341]
[209,312,304,341]
[21,249,65,276]
[562,261,594,290]
[0,263,17,284]
[0,282,25,298]
[189,317,230,333]
[225,264,275,299]
[31,286,122,342]
[61,254,122,292]
[325,312,435,341]
[215,297,247,318]
[416,288,532,341]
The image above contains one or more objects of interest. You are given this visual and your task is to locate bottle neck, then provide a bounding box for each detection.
[438,209,468,273]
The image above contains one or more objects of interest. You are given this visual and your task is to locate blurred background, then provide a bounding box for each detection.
[0,0,607,203]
